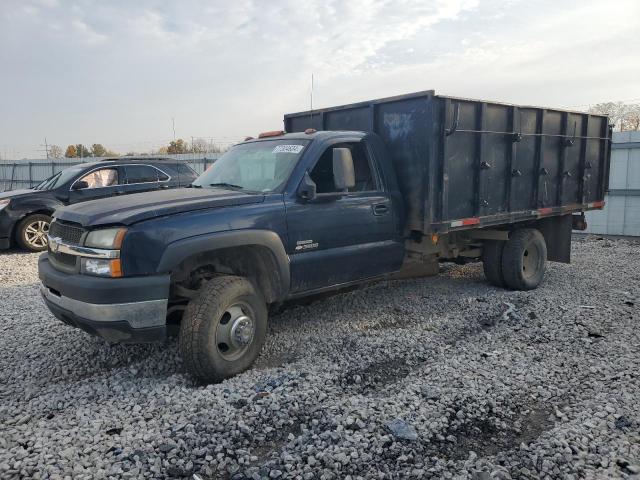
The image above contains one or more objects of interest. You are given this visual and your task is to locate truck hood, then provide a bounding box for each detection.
[0,189,36,200]
[54,187,265,227]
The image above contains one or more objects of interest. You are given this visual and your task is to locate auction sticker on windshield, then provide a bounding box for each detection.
[272,145,305,154]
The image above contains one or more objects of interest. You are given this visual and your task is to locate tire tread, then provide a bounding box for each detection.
[179,276,264,382]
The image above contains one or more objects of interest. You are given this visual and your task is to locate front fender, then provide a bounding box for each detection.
[156,229,290,296]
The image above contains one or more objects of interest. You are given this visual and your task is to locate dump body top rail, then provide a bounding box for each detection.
[285,90,611,234]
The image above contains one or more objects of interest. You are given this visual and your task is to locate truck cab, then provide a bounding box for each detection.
[39,131,405,382]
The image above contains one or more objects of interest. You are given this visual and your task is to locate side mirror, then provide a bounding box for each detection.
[332,148,355,191]
[72,180,89,190]
[297,172,317,201]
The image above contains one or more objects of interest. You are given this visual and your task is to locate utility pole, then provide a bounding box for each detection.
[38,138,50,159]
[309,73,315,126]
[172,118,176,141]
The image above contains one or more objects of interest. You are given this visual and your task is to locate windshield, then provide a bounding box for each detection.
[34,166,85,191]
[192,139,309,192]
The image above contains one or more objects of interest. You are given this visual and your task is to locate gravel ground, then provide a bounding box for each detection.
[1,236,639,480]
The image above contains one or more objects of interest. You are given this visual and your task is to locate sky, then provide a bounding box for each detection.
[1,0,639,159]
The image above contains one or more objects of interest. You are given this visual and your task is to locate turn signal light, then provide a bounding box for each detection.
[110,259,123,277]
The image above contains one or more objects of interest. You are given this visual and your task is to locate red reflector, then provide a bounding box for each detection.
[590,201,605,208]
[258,130,285,138]
[538,208,553,215]
[462,218,480,226]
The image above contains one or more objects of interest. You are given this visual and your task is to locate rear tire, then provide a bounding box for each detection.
[501,228,547,290]
[179,276,267,383]
[16,214,51,252]
[482,240,506,287]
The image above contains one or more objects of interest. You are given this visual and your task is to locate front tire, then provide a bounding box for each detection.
[501,228,547,290]
[16,214,51,252]
[179,276,267,383]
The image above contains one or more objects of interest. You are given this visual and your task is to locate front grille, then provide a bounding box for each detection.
[50,220,84,245]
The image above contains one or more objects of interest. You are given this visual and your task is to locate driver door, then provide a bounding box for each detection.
[285,140,403,292]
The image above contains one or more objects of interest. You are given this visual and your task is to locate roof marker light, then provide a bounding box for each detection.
[258,130,285,138]
[305,128,317,134]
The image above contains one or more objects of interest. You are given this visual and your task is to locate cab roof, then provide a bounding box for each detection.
[244,130,367,143]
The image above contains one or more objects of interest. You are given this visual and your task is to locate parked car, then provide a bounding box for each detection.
[0,158,197,251]
[38,90,611,382]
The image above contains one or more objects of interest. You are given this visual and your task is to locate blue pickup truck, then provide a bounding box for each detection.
[38,91,611,382]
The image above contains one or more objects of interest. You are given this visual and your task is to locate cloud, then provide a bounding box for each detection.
[0,0,638,158]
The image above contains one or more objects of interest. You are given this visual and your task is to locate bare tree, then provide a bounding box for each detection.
[190,138,229,154]
[48,145,63,159]
[589,102,640,131]
[190,138,210,154]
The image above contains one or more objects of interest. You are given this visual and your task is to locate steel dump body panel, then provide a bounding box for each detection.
[284,90,611,234]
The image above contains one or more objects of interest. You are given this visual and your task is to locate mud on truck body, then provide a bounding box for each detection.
[39,90,611,382]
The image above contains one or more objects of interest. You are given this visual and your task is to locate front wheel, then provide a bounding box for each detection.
[179,276,267,383]
[16,214,51,252]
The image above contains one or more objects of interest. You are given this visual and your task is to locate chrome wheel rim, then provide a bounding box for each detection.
[24,220,50,249]
[215,302,255,361]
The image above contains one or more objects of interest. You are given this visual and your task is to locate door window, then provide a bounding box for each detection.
[124,165,161,184]
[78,168,119,189]
[309,142,376,193]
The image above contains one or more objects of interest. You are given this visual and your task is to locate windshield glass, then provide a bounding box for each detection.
[192,139,309,192]
[34,166,85,191]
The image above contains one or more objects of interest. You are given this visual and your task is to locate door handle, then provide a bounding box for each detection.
[372,203,389,215]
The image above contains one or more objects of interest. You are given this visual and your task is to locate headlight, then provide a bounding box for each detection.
[81,258,122,277]
[0,199,9,211]
[84,227,127,249]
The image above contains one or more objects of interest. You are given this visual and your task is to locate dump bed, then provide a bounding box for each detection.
[284,90,612,234]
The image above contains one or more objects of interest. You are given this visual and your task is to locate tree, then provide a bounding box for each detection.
[48,145,63,159]
[589,102,640,131]
[167,138,188,154]
[189,138,229,154]
[190,138,209,154]
[74,144,92,158]
[65,145,77,158]
[91,144,107,157]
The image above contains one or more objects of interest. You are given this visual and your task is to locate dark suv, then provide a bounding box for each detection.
[0,157,197,251]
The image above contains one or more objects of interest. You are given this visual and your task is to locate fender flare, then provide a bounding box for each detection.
[157,229,290,298]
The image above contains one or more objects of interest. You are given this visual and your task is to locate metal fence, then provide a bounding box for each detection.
[2,135,639,236]
[0,154,220,191]
[585,131,640,236]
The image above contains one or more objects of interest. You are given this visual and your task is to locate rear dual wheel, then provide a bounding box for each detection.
[482,228,547,290]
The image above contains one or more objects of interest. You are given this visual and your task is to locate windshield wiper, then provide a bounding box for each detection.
[209,182,244,190]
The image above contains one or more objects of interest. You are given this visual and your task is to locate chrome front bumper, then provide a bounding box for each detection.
[41,285,167,329]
